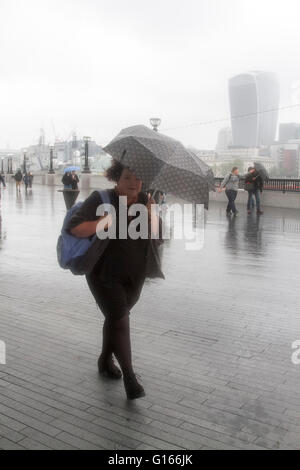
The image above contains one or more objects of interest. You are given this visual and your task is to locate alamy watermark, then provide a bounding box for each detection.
[0,340,6,365]
[95,197,205,251]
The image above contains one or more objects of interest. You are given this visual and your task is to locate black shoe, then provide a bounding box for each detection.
[123,374,146,400]
[98,355,122,380]
[226,211,231,216]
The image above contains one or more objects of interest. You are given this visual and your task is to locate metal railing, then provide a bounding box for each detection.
[214,177,300,193]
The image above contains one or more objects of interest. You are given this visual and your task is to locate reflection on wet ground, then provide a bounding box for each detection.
[1,183,300,449]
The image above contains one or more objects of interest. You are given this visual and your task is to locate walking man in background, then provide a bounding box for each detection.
[14,169,23,193]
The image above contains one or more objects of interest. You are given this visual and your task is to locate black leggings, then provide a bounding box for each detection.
[86,276,145,320]
[86,275,145,377]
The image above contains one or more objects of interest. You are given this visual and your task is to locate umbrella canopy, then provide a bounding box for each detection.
[103,125,215,208]
[64,166,80,173]
[254,162,269,181]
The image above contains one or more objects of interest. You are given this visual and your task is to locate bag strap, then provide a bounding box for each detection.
[98,189,111,213]
[224,173,231,185]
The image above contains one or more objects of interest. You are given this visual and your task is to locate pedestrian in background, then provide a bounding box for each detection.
[218,166,240,216]
[14,169,23,193]
[62,172,72,189]
[245,166,264,215]
[70,171,79,190]
[244,166,256,211]
[0,174,6,189]
[23,172,30,192]
[28,172,34,189]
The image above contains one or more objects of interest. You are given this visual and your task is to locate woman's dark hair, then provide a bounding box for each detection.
[232,166,238,172]
[105,159,125,182]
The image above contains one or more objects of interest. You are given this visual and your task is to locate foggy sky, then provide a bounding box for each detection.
[1,0,300,150]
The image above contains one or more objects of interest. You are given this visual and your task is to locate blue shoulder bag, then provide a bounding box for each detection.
[57,190,111,275]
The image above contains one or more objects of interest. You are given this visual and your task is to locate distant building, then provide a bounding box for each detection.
[279,123,300,143]
[229,71,280,147]
[190,146,273,176]
[271,142,300,177]
[216,127,232,150]
[24,138,109,172]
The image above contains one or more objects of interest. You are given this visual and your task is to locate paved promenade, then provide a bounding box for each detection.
[0,181,300,450]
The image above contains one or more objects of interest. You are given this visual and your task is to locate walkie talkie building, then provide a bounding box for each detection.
[229,71,280,147]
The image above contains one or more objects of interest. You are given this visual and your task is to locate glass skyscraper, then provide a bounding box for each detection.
[229,71,280,147]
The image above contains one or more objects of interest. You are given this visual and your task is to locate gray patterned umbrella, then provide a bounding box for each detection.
[103,125,215,209]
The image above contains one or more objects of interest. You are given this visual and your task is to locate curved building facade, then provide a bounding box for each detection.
[229,72,280,147]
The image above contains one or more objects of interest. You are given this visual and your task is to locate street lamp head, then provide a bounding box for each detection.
[49,145,54,151]
[150,118,162,131]
[83,136,91,142]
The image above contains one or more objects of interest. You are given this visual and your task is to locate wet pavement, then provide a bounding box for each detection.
[0,180,300,449]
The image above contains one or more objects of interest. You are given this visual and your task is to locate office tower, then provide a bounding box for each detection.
[229,71,279,147]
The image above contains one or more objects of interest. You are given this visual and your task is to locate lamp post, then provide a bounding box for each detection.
[48,145,55,174]
[23,149,27,173]
[1,158,4,175]
[82,136,91,173]
[8,154,13,174]
[150,117,162,132]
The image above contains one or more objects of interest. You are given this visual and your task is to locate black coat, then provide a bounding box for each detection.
[244,171,263,192]
[70,174,79,190]
[66,189,165,280]
[62,173,72,186]
[14,171,22,182]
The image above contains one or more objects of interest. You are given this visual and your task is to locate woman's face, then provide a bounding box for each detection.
[116,168,142,199]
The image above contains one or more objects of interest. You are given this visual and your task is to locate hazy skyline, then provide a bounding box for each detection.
[1,0,300,150]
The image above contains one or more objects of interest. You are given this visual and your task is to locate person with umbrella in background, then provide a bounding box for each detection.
[244,166,256,212]
[62,171,72,189]
[70,170,79,190]
[245,162,267,215]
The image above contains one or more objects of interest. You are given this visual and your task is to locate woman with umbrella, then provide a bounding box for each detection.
[66,125,213,400]
[70,170,79,190]
[62,171,72,189]
[67,159,163,400]
[62,166,80,189]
